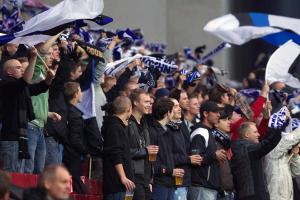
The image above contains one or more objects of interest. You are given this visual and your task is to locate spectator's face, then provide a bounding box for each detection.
[75,86,83,103]
[46,168,71,200]
[171,99,182,120]
[126,105,133,120]
[245,124,260,143]
[221,93,230,105]
[149,97,154,114]
[52,44,60,61]
[206,111,220,126]
[125,83,138,97]
[6,60,24,79]
[188,97,200,115]
[179,92,189,110]
[197,93,204,106]
[70,66,83,80]
[45,47,54,67]
[6,43,19,56]
[216,118,231,133]
[135,93,151,115]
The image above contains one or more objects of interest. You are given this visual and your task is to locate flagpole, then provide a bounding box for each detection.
[36,51,50,71]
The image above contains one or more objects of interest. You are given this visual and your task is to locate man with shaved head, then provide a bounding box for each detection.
[0,48,56,172]
[102,96,135,200]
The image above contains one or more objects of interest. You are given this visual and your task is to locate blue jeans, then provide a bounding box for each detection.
[174,187,188,200]
[24,124,46,173]
[152,184,175,200]
[45,136,63,167]
[188,186,218,200]
[0,141,24,172]
[105,192,125,200]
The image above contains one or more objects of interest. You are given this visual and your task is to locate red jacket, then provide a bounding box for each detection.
[230,96,267,141]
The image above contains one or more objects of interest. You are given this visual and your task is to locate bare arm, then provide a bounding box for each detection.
[38,33,61,54]
[23,48,38,83]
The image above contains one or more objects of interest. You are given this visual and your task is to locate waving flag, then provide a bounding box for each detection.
[0,0,104,45]
[0,0,23,33]
[265,40,300,88]
[204,12,300,46]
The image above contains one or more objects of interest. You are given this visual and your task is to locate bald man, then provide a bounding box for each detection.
[0,49,56,172]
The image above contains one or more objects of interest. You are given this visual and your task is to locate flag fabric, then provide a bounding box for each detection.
[265,40,300,88]
[104,54,142,76]
[0,0,24,33]
[104,54,178,77]
[0,0,104,45]
[204,12,300,46]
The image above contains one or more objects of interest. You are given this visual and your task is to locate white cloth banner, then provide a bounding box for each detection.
[8,0,103,45]
[265,40,300,88]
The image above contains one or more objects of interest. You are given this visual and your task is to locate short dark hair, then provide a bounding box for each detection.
[209,88,227,104]
[129,88,148,106]
[112,96,132,115]
[0,170,10,198]
[64,81,80,102]
[152,98,174,120]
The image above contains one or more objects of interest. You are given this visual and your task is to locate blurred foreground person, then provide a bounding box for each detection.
[23,165,72,200]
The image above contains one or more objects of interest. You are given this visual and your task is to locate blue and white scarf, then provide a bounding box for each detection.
[268,106,289,129]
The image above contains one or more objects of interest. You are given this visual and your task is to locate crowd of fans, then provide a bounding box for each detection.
[1,24,300,200]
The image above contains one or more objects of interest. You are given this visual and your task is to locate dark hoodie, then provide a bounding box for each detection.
[148,119,175,187]
[102,115,133,195]
[169,121,191,187]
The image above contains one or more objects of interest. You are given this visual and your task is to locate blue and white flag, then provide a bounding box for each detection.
[204,12,300,46]
[265,40,300,88]
[0,0,104,45]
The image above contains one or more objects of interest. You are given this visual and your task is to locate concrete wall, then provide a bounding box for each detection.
[44,0,231,80]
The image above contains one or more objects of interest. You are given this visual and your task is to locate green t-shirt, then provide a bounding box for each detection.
[30,57,49,128]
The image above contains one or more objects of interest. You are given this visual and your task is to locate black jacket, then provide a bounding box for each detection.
[128,116,151,186]
[63,104,88,160]
[148,119,174,187]
[102,115,133,195]
[190,124,221,190]
[0,78,49,141]
[170,122,191,187]
[231,128,282,200]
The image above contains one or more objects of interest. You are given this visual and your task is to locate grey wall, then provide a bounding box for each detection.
[44,0,231,79]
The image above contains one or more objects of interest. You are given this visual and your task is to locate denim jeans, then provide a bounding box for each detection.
[152,184,175,200]
[174,187,188,200]
[188,186,218,200]
[24,123,46,173]
[105,192,126,200]
[0,141,24,172]
[45,136,63,167]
